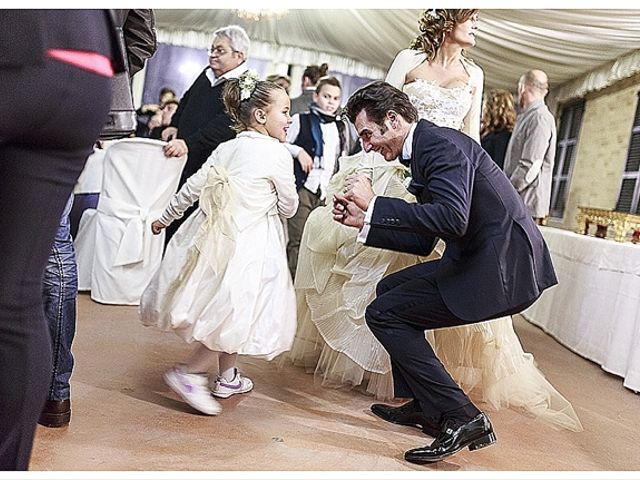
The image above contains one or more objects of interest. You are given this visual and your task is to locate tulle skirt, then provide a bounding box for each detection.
[141,204,296,360]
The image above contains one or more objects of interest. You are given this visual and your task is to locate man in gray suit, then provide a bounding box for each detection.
[504,69,557,225]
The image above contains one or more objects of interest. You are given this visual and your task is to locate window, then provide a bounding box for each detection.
[616,92,640,214]
[550,100,584,218]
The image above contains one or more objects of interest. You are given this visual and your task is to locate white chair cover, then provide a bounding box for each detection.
[74,140,118,194]
[74,148,105,195]
[76,209,98,290]
[75,138,186,305]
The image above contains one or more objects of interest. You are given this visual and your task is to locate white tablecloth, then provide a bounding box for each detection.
[523,226,640,393]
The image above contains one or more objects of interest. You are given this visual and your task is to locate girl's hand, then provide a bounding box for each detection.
[151,220,167,235]
[297,150,314,173]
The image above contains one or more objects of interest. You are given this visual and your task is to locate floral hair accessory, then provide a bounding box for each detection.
[239,69,260,101]
[426,9,439,19]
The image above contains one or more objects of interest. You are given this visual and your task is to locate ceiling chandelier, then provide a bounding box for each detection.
[235,9,288,22]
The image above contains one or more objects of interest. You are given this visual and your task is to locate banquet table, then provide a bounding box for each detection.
[522,226,640,393]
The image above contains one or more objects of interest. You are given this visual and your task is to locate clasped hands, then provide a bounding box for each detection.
[332,174,374,229]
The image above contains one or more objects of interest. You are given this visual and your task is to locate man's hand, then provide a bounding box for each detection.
[332,194,366,229]
[163,139,188,157]
[151,220,167,235]
[343,173,375,211]
[161,126,178,142]
[297,150,314,173]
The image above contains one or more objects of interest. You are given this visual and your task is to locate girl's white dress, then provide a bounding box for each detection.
[287,50,583,432]
[140,131,299,360]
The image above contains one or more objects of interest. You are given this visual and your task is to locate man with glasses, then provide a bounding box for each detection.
[162,24,250,242]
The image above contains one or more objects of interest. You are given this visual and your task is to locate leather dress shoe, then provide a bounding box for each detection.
[38,399,71,428]
[404,412,496,464]
[371,400,440,437]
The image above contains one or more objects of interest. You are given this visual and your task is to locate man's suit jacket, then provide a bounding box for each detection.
[366,120,558,322]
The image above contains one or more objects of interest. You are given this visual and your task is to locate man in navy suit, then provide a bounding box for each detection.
[333,81,558,464]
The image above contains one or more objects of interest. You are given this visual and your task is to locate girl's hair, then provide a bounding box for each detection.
[410,9,479,61]
[222,73,285,133]
[315,76,341,94]
[481,89,517,137]
[303,63,329,86]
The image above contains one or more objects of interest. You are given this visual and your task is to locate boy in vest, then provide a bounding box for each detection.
[285,76,350,278]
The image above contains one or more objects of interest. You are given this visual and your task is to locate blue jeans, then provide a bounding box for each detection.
[42,194,78,401]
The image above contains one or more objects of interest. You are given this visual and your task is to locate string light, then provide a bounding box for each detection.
[235,9,288,22]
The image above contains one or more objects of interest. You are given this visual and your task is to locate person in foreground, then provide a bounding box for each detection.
[0,10,121,470]
[333,81,558,463]
[139,71,298,415]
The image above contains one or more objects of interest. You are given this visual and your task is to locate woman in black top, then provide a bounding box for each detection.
[480,89,517,170]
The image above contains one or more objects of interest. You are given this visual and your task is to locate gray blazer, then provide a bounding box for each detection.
[503,100,557,218]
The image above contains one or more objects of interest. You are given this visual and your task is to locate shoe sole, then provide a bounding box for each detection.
[468,431,497,451]
[164,372,222,415]
[211,384,253,399]
[404,432,497,464]
[38,411,71,428]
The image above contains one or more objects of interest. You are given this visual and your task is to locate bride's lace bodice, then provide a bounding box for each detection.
[403,78,473,131]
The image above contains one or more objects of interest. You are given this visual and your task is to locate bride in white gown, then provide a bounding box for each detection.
[287,9,582,432]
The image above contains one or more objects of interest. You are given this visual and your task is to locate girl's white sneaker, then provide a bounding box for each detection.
[164,367,222,415]
[212,369,254,398]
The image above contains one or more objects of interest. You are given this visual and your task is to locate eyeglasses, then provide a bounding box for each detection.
[207,46,239,57]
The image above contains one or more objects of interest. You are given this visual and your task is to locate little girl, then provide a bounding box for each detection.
[140,70,298,415]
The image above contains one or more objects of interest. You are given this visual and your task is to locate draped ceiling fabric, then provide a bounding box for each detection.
[155,9,640,102]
